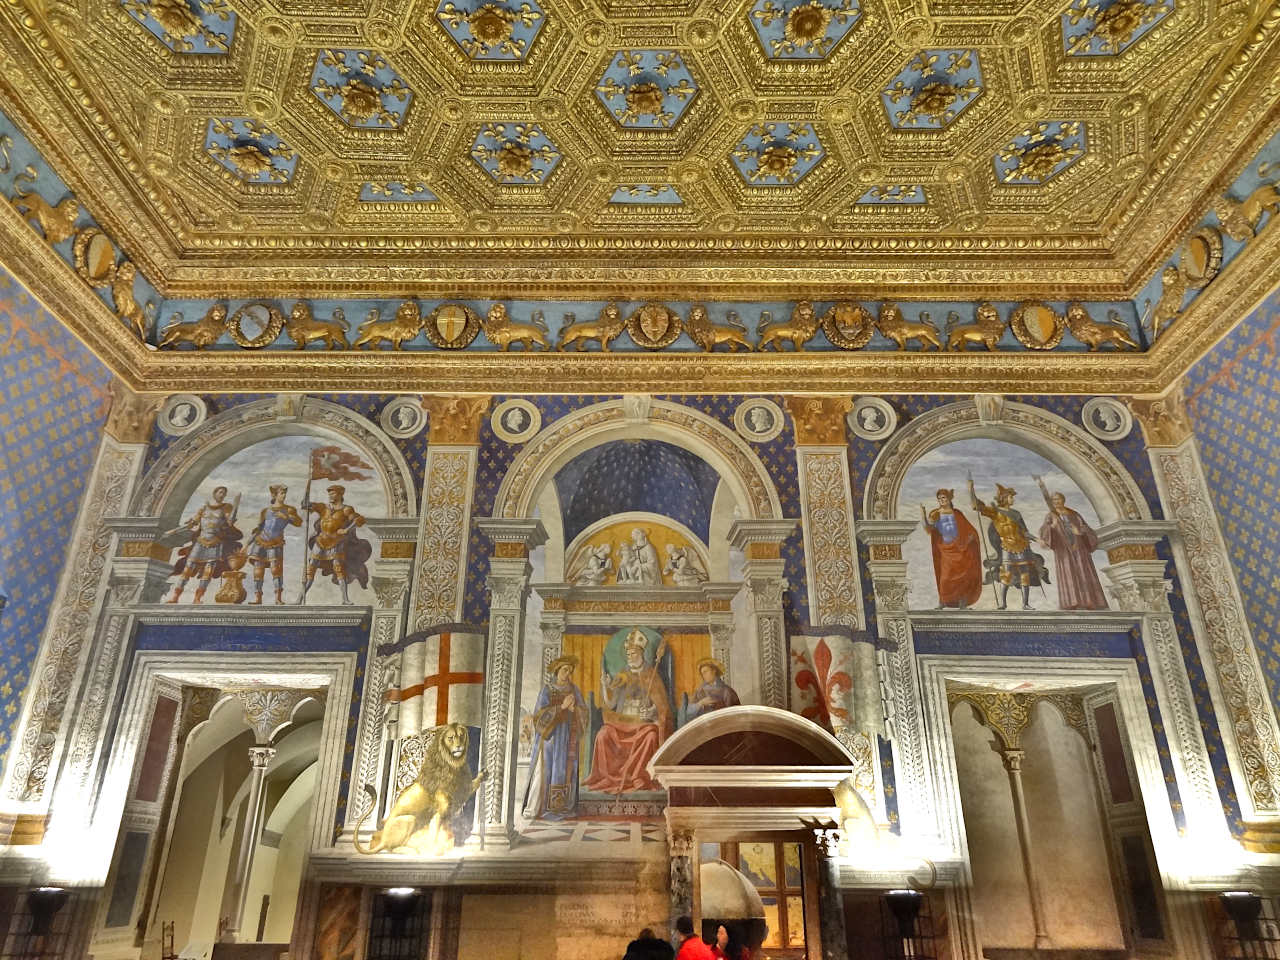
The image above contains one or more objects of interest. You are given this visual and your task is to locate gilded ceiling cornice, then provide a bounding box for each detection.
[0,0,1277,301]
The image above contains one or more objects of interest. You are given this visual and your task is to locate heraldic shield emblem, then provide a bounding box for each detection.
[626,302,683,350]
[423,302,482,349]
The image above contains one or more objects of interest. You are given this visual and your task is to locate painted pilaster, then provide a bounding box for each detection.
[703,584,739,687]
[856,519,937,842]
[474,518,546,846]
[1131,392,1280,836]
[0,382,159,839]
[534,583,569,674]
[408,396,490,631]
[727,519,797,710]
[785,397,864,630]
[1099,521,1234,857]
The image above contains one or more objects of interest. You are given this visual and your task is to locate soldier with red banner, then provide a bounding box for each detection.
[295,445,373,605]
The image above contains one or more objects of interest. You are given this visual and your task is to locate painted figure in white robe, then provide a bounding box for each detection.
[630,528,662,584]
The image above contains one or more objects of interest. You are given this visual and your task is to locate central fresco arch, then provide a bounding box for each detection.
[493,398,783,521]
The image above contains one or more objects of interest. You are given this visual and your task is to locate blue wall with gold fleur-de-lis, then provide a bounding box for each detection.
[0,266,112,774]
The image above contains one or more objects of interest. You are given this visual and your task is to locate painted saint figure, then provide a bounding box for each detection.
[246,484,302,605]
[920,489,982,609]
[688,659,739,719]
[1035,476,1109,610]
[630,528,662,585]
[522,655,588,821]
[296,484,372,605]
[167,486,243,604]
[583,629,673,794]
[968,475,1050,611]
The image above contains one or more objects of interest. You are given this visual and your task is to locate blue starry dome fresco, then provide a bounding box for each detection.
[594,51,698,130]
[470,123,561,184]
[436,0,545,60]
[881,50,983,130]
[732,122,825,186]
[1062,0,1175,56]
[121,0,236,53]
[995,121,1088,185]
[747,0,861,60]
[204,118,299,184]
[309,50,413,129]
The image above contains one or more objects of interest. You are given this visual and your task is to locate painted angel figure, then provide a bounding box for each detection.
[662,543,708,586]
[570,543,613,586]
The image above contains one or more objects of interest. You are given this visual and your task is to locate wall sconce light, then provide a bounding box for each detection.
[1220,891,1263,944]
[383,887,420,939]
[27,886,68,936]
[885,889,923,940]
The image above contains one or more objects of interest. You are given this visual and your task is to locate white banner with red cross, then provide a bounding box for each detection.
[382,626,486,738]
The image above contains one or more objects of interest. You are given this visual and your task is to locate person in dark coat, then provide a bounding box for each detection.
[624,927,674,960]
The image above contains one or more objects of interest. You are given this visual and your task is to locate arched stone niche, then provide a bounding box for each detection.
[132,397,418,524]
[863,399,1150,525]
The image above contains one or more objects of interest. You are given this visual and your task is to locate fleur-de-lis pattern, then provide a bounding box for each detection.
[359,182,440,202]
[470,123,561,184]
[995,121,1088,185]
[747,0,861,60]
[731,122,825,186]
[857,185,927,204]
[309,50,413,129]
[120,0,235,54]
[609,185,684,204]
[204,118,299,184]
[881,50,983,130]
[594,50,699,129]
[1062,0,1174,56]
[436,1,545,60]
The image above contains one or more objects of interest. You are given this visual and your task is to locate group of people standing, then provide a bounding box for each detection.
[920,474,1109,611]
[623,917,749,960]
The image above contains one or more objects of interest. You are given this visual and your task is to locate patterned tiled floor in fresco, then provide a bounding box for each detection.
[513,819,667,850]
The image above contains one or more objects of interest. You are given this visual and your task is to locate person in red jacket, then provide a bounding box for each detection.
[710,924,749,960]
[675,916,713,960]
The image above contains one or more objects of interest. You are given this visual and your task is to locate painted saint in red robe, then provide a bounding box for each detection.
[583,629,673,794]
[921,489,982,608]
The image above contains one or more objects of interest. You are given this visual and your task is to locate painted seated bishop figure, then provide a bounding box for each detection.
[583,628,674,794]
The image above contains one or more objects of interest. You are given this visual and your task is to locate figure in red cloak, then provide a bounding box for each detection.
[920,488,983,609]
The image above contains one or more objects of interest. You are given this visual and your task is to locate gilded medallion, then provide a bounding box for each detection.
[626,302,683,349]
[423,303,482,349]
[1009,301,1066,350]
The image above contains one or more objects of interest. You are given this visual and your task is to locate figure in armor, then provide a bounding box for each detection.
[296,484,371,605]
[167,486,243,604]
[246,484,302,605]
[968,475,1050,611]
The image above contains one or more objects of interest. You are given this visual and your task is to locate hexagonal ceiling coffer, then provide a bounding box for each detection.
[470,123,561,184]
[204,118,299,184]
[1062,0,1174,56]
[747,0,861,60]
[121,0,236,53]
[731,122,824,185]
[995,121,1088,185]
[436,0,545,60]
[594,50,698,129]
[881,50,983,130]
[310,49,413,129]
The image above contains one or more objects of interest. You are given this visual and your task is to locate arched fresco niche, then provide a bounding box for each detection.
[133,398,414,606]
[504,402,784,831]
[899,439,1110,612]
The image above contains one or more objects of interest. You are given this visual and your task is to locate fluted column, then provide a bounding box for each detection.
[475,518,546,846]
[999,748,1051,949]
[1131,392,1280,836]
[856,519,936,841]
[728,519,798,710]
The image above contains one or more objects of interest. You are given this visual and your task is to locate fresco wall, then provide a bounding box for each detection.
[0,265,111,771]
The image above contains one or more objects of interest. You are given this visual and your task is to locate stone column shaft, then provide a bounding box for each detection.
[1000,749,1051,949]
[227,745,276,941]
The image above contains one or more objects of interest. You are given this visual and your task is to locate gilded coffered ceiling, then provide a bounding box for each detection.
[0,0,1275,302]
